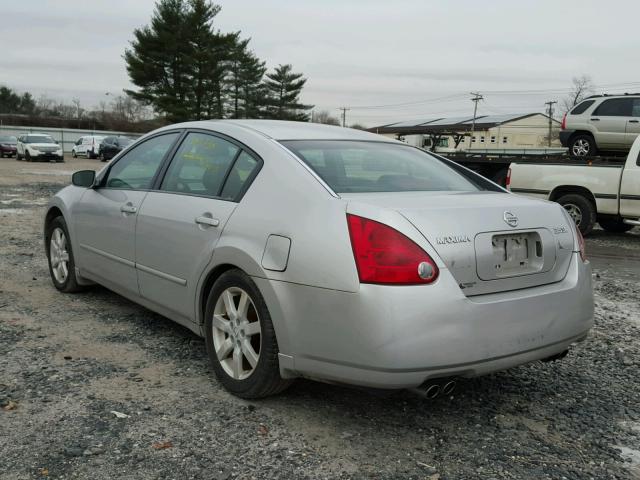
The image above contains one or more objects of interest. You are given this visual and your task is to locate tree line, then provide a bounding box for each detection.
[124,0,313,123]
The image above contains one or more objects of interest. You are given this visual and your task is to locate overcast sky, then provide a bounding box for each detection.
[3,0,640,126]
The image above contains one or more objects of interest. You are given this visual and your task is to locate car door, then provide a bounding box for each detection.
[626,98,640,146]
[620,145,640,218]
[591,98,634,148]
[74,132,180,295]
[135,131,261,320]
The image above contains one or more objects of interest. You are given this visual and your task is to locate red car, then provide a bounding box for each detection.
[0,135,17,158]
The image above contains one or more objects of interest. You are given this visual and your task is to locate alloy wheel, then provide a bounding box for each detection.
[49,227,70,283]
[572,139,590,157]
[211,287,262,380]
[563,203,583,226]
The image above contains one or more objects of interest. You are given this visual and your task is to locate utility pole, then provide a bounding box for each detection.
[544,100,557,147]
[469,92,483,150]
[339,107,350,127]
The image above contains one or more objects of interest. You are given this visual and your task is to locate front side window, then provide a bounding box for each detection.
[594,98,633,117]
[282,140,481,193]
[104,133,179,190]
[161,132,240,197]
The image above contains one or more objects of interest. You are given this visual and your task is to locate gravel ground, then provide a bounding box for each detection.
[1,158,639,480]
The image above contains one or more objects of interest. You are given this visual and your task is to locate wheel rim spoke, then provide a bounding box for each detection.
[237,291,249,320]
[216,338,233,360]
[245,321,260,336]
[222,290,236,319]
[232,347,243,379]
[242,340,259,368]
[50,227,69,283]
[212,314,231,334]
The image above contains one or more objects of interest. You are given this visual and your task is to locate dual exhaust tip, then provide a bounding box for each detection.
[411,379,457,399]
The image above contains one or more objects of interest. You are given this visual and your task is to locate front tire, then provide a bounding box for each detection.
[599,217,635,233]
[570,134,597,158]
[25,151,32,162]
[72,150,77,158]
[557,193,596,236]
[204,269,292,398]
[45,216,83,293]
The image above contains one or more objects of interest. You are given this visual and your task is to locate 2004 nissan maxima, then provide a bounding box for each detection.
[44,120,594,399]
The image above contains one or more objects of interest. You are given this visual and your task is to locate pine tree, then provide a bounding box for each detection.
[263,64,313,121]
[124,0,230,121]
[225,38,266,118]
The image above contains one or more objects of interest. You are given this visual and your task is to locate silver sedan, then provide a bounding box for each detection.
[44,120,594,398]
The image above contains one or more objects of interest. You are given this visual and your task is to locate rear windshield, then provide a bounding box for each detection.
[570,100,595,115]
[281,140,480,193]
[25,135,55,144]
[117,137,133,146]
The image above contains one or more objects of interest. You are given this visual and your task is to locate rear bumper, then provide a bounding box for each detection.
[559,130,574,147]
[259,252,593,389]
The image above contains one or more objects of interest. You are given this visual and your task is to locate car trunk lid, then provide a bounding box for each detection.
[345,191,576,296]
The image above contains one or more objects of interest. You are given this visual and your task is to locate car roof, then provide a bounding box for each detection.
[158,119,394,142]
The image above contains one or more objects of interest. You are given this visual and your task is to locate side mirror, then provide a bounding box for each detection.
[72,170,96,188]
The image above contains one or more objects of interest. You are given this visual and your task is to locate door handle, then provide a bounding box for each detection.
[120,204,137,214]
[195,215,220,227]
[629,120,639,123]
[590,118,600,121]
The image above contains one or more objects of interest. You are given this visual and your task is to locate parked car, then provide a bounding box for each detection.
[98,136,134,161]
[560,93,640,157]
[72,136,105,159]
[16,133,64,162]
[44,120,593,399]
[0,135,17,158]
[509,135,640,235]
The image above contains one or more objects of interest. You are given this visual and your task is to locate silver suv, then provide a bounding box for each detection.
[560,94,640,157]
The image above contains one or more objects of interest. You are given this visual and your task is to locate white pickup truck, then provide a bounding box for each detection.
[508,135,640,235]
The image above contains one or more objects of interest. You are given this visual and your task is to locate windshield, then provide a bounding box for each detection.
[25,135,56,144]
[0,136,17,143]
[281,140,480,193]
[117,137,133,146]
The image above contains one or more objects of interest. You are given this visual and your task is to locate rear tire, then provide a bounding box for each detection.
[557,193,596,236]
[45,216,84,293]
[599,217,635,233]
[569,134,597,158]
[204,269,292,398]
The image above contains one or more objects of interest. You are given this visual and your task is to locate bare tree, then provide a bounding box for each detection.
[562,75,594,112]
[312,110,340,126]
[349,123,366,130]
[71,97,84,120]
[36,94,55,116]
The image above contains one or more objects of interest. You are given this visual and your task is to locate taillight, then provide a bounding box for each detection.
[576,224,586,262]
[561,113,567,130]
[346,214,439,285]
[506,167,512,190]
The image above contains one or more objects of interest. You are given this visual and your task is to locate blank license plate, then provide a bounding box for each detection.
[491,232,543,275]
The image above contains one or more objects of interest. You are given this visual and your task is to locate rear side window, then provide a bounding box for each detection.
[282,140,480,193]
[570,100,595,115]
[161,132,240,197]
[632,99,640,117]
[594,98,633,117]
[220,151,259,200]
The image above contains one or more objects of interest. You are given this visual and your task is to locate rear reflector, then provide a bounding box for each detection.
[346,214,439,285]
[561,112,567,130]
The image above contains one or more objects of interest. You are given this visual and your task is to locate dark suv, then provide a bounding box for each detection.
[98,136,134,161]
